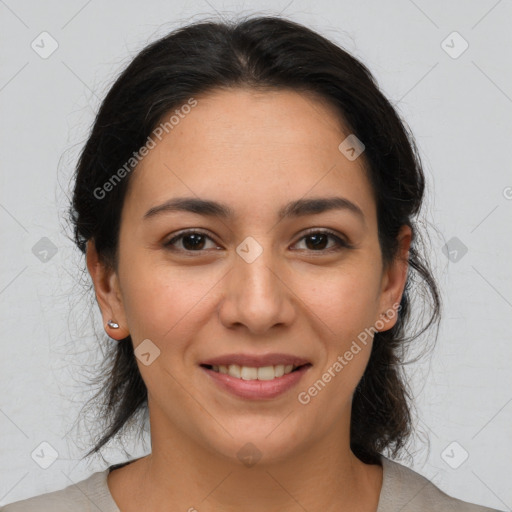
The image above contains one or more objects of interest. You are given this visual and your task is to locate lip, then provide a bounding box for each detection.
[200,353,311,367]
[201,363,312,400]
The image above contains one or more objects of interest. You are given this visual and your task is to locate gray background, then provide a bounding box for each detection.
[1,0,511,509]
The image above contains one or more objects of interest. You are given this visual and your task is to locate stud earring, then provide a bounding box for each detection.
[107,320,119,329]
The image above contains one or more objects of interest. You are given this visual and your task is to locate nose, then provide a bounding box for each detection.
[217,237,296,335]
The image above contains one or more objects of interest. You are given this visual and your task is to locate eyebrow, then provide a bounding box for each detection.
[143,196,365,224]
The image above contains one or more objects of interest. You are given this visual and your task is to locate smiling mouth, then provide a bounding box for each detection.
[200,363,311,381]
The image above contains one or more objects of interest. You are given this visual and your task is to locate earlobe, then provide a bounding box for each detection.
[86,240,130,340]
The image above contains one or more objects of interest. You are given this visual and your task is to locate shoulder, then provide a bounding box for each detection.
[1,469,119,512]
[379,456,504,512]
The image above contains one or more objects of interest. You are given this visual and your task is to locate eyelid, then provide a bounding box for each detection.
[298,227,350,244]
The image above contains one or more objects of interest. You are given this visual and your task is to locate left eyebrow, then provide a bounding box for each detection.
[143,196,366,225]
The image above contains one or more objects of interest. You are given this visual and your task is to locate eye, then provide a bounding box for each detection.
[164,228,351,254]
[292,229,351,252]
[164,230,219,252]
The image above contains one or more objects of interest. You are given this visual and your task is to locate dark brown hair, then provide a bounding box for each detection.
[68,15,441,465]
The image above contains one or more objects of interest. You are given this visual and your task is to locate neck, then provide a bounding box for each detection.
[108,406,383,512]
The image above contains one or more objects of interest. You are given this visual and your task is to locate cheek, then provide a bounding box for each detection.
[119,255,221,345]
[297,271,378,409]
[293,261,381,340]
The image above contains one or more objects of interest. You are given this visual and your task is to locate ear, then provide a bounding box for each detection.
[375,224,412,332]
[86,239,130,340]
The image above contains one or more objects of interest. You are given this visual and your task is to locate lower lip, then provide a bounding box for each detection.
[201,365,311,400]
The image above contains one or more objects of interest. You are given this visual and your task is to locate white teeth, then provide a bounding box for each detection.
[257,366,275,381]
[274,365,285,378]
[241,366,258,380]
[210,363,300,380]
[228,364,241,378]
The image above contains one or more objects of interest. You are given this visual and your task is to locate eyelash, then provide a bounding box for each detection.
[164,228,352,254]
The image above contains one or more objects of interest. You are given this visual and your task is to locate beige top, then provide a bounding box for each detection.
[1,455,504,511]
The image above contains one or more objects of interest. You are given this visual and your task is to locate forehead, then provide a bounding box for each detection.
[123,87,376,227]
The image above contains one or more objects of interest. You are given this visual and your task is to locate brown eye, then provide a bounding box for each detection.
[304,233,330,250]
[293,229,351,252]
[165,230,218,252]
[164,228,351,254]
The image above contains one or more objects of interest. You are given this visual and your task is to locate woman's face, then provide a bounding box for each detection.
[90,87,410,464]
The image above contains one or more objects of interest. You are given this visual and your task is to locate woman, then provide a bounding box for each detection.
[2,15,503,512]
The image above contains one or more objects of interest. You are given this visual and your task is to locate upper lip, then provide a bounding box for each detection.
[200,353,311,368]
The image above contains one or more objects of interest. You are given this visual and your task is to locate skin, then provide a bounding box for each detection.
[87,87,411,512]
